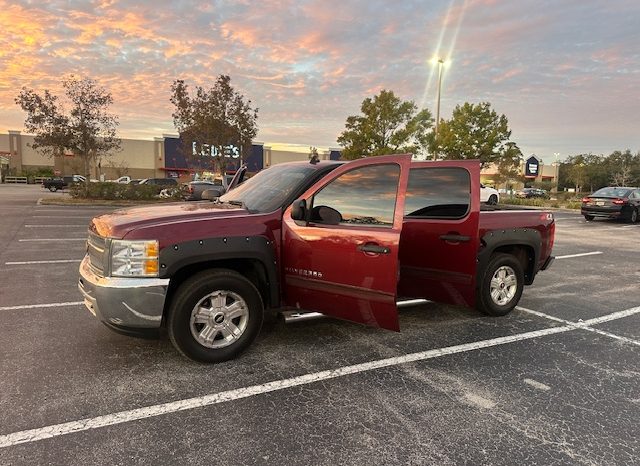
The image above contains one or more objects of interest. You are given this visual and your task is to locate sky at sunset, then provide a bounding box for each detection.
[0,0,638,163]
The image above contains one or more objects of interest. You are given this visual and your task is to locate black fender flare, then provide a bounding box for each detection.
[159,235,279,307]
[477,229,541,286]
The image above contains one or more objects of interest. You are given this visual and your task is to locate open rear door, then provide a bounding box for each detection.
[282,154,411,331]
[397,160,481,307]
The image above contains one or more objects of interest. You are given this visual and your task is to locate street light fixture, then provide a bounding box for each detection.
[432,57,446,160]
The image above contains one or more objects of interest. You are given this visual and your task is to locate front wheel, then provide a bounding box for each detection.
[49,186,57,192]
[629,208,638,224]
[476,253,524,316]
[168,269,264,363]
[487,194,498,205]
[584,215,594,221]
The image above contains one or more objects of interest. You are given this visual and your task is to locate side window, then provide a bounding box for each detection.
[310,164,400,228]
[404,167,470,218]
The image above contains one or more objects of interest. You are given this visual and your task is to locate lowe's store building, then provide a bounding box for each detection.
[0,130,342,181]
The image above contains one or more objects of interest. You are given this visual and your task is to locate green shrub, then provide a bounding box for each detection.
[501,197,547,207]
[70,182,165,200]
[564,201,582,210]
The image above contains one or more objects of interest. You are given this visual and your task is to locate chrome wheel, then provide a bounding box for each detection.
[490,265,517,306]
[189,290,249,349]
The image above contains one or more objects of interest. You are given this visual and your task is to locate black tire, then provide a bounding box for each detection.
[49,186,57,192]
[167,269,264,363]
[629,208,638,224]
[584,215,594,221]
[476,253,524,316]
[488,194,498,205]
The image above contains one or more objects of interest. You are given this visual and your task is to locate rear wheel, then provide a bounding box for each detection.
[477,253,524,316]
[49,186,57,192]
[584,215,594,221]
[168,269,264,363]
[487,194,498,205]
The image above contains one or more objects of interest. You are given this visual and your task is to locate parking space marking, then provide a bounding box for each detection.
[5,259,82,265]
[0,302,83,311]
[31,214,91,218]
[554,251,603,259]
[2,304,639,449]
[24,225,87,228]
[18,238,86,242]
[517,306,640,346]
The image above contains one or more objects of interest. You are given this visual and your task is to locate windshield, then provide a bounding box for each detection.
[219,164,318,213]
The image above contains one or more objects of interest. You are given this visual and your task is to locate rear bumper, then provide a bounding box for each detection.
[541,255,554,271]
[581,206,624,218]
[78,254,169,332]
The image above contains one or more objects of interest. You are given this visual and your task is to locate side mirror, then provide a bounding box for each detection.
[202,188,224,201]
[291,199,307,221]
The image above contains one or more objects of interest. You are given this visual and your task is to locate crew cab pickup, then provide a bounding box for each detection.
[79,155,555,363]
[43,175,86,192]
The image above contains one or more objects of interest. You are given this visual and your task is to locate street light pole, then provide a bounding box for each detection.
[433,58,444,161]
[553,152,560,193]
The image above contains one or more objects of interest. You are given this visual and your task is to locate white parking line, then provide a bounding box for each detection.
[517,306,640,346]
[31,216,92,219]
[5,259,82,265]
[2,304,639,449]
[24,225,87,228]
[554,251,603,259]
[18,238,86,242]
[0,302,83,311]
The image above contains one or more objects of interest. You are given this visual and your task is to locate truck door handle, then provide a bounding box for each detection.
[357,244,391,254]
[439,234,470,243]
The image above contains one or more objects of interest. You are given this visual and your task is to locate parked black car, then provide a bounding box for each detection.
[42,175,86,192]
[516,188,549,199]
[581,187,640,222]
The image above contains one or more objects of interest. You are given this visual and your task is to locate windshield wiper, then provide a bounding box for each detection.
[226,200,246,208]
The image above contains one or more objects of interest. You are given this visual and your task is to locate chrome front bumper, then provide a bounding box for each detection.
[78,254,170,330]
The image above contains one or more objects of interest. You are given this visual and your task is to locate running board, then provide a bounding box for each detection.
[280,299,431,324]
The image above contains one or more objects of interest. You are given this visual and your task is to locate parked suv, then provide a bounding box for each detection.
[139,178,178,187]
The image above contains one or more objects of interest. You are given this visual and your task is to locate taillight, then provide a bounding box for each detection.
[581,197,590,203]
[612,198,626,205]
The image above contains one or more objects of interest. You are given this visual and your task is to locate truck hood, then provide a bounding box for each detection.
[90,202,247,239]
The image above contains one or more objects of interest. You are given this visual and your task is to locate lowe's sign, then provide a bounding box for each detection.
[192,142,240,159]
[525,156,540,178]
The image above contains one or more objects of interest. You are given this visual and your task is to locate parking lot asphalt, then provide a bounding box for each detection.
[0,184,638,465]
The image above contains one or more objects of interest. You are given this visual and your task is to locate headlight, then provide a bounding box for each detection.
[110,239,159,277]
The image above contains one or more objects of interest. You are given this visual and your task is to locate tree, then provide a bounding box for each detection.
[170,76,258,175]
[308,146,320,164]
[492,141,523,193]
[607,150,639,186]
[431,102,514,168]
[337,90,432,160]
[15,76,121,181]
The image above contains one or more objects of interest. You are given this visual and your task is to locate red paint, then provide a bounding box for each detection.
[88,155,555,333]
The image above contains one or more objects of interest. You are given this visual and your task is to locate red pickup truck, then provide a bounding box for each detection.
[79,155,555,362]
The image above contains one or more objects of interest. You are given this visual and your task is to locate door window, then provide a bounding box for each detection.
[311,164,400,227]
[404,167,470,218]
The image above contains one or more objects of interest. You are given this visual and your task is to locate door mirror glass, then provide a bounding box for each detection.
[291,199,307,221]
[310,206,342,225]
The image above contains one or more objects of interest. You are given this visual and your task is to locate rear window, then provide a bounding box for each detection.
[404,167,470,219]
[592,187,632,198]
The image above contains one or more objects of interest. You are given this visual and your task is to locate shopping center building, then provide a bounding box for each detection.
[0,130,556,188]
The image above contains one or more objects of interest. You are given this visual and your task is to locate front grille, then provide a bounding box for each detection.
[87,231,107,276]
